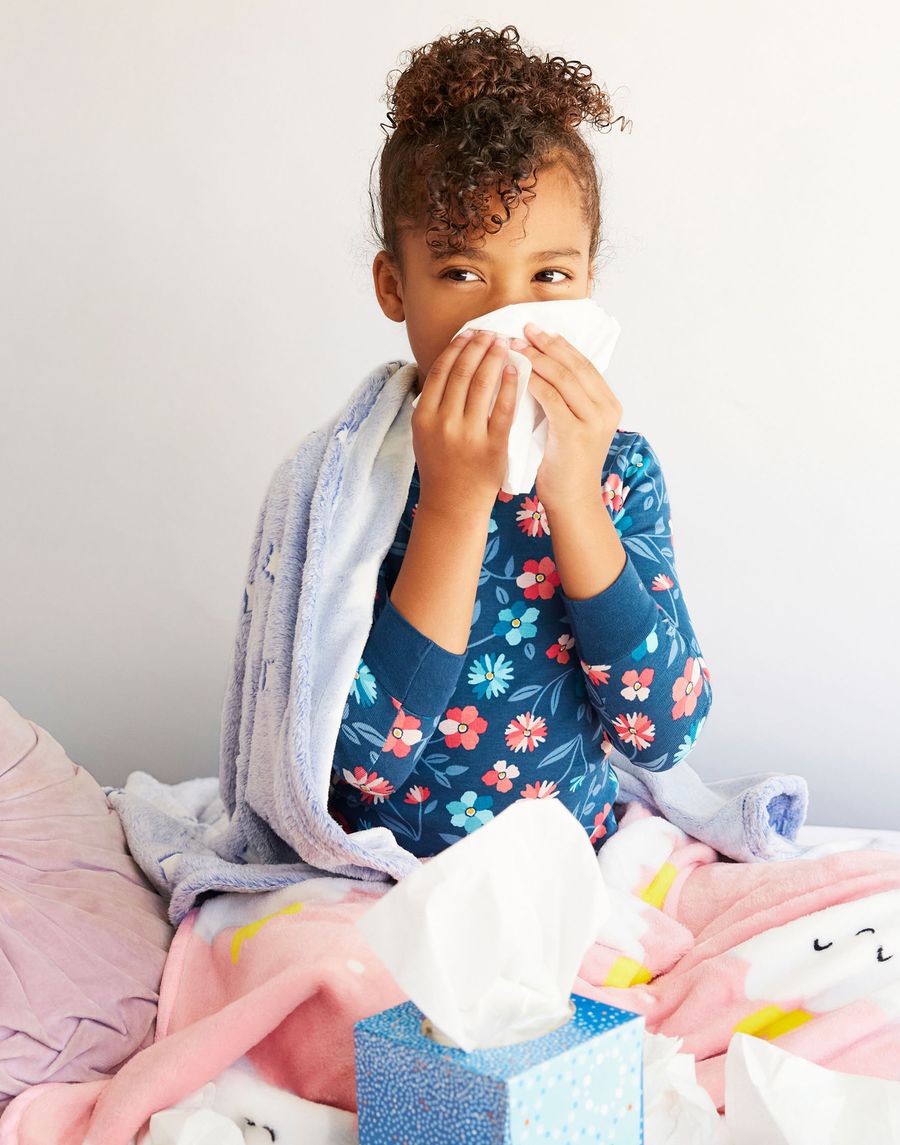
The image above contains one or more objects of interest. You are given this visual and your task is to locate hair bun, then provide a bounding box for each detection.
[370,23,631,269]
[384,24,619,138]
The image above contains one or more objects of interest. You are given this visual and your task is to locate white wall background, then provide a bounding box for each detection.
[2,1,898,826]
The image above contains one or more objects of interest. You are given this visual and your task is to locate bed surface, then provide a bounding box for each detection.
[797,822,900,848]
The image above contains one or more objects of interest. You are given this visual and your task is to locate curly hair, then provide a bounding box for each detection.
[367,24,631,281]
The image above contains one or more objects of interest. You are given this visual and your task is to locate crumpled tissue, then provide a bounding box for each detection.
[410,297,621,495]
[356,797,610,1052]
[643,1032,732,1145]
[725,1032,900,1144]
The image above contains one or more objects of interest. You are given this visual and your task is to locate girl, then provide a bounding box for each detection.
[328,24,712,857]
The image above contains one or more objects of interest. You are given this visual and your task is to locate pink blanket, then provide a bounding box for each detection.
[3,803,899,1143]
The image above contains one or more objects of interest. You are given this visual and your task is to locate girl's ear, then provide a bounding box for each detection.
[372,250,405,322]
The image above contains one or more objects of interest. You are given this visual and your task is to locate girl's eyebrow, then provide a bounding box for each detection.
[432,246,583,263]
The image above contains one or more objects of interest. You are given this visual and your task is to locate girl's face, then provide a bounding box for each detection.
[372,163,595,394]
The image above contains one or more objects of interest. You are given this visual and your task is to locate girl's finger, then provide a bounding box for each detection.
[415,328,478,412]
[440,330,502,421]
[463,335,514,422]
[525,352,595,420]
[521,324,613,404]
[487,363,519,441]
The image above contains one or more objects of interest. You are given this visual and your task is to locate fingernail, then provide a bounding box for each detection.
[456,328,475,339]
[510,337,529,350]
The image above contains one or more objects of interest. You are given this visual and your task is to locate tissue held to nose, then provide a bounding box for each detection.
[410,297,621,496]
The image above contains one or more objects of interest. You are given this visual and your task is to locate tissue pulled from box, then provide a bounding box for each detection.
[409,297,621,496]
[355,798,610,1053]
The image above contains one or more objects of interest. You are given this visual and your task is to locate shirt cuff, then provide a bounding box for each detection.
[560,554,660,665]
[363,596,467,714]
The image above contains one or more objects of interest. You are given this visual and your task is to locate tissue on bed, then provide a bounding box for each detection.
[355,797,610,1053]
[410,297,621,495]
[725,1033,900,1143]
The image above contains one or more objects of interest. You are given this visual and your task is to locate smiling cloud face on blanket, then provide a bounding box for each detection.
[731,889,900,1033]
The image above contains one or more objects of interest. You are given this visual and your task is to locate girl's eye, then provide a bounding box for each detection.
[440,268,479,283]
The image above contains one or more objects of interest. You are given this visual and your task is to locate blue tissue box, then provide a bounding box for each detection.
[354,993,644,1144]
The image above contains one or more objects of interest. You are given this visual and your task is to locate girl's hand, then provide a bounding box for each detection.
[412,328,518,518]
[512,321,623,514]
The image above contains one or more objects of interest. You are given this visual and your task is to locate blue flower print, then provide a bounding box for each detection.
[628,624,659,665]
[468,652,514,699]
[350,659,378,706]
[493,600,540,646]
[622,450,647,480]
[446,790,494,833]
[673,715,705,765]
[604,512,636,538]
[488,516,498,534]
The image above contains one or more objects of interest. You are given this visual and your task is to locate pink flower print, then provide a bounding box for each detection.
[505,711,548,753]
[601,473,629,512]
[439,705,488,749]
[672,657,704,719]
[497,488,514,502]
[547,633,575,664]
[383,709,424,757]
[516,495,550,538]
[520,780,559,800]
[611,712,656,751]
[341,766,395,804]
[580,659,611,687]
[696,655,712,686]
[621,667,654,702]
[482,761,520,793]
[517,556,560,600]
[651,573,675,592]
[589,802,613,844]
[404,785,431,804]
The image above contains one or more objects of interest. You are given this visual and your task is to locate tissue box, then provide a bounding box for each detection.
[355,993,644,1144]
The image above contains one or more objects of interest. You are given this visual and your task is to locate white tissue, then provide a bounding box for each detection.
[410,297,621,496]
[355,798,610,1052]
[724,1033,900,1144]
[643,1032,731,1145]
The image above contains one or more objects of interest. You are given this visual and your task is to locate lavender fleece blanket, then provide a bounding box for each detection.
[109,358,808,925]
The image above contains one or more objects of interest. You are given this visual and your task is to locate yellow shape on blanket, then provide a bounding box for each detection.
[604,956,653,988]
[733,1005,813,1041]
[639,862,679,910]
[230,902,304,965]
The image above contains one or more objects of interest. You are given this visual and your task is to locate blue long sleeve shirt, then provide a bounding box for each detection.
[326,429,713,858]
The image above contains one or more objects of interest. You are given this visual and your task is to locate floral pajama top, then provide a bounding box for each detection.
[326,429,713,858]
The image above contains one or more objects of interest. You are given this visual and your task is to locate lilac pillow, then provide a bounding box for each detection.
[0,694,174,1109]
